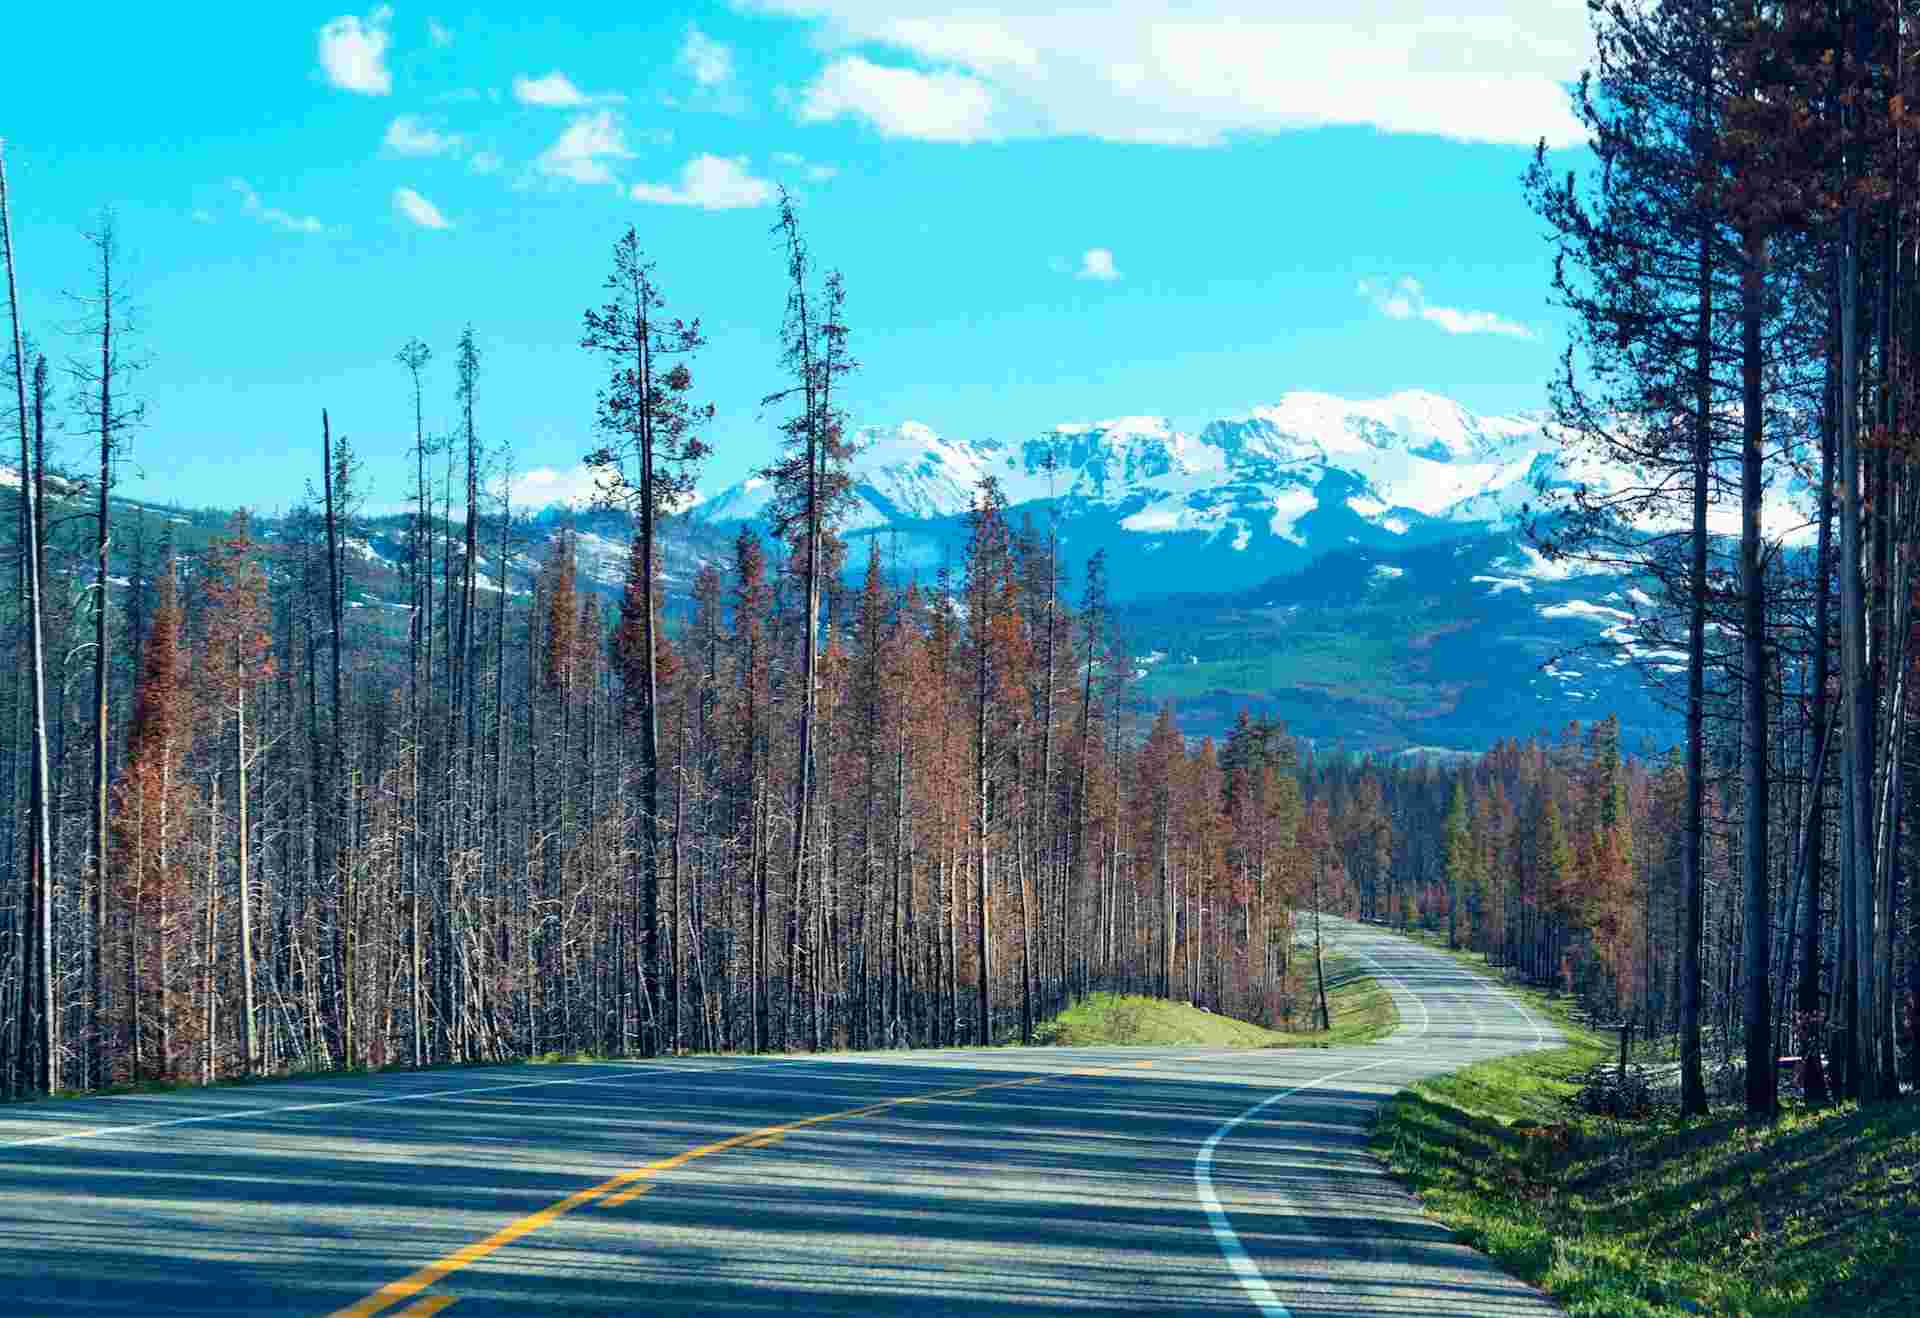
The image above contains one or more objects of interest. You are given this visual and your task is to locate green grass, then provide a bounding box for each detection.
[1139,630,1440,709]
[1036,951,1399,1049]
[1130,599,1482,720]
[1369,931,1920,1317]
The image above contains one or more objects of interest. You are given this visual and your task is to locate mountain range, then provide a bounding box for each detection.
[689,389,1568,599]
[10,390,1702,755]
[683,390,1697,752]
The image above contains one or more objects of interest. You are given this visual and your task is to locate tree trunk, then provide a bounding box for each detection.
[975,641,992,1043]
[1159,797,1173,999]
[90,228,115,1090]
[204,773,221,1084]
[1799,305,1837,1105]
[1017,760,1034,1046]
[1738,223,1775,1121]
[890,713,907,1046]
[1313,863,1331,1032]
[753,692,769,1053]
[0,143,57,1096]
[1039,528,1059,1014]
[237,666,258,1073]
[1680,218,1712,1119]
[406,348,430,1072]
[321,410,351,1068]
[1838,199,1878,1103]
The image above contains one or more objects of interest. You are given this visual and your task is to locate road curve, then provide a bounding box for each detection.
[0,918,1563,1316]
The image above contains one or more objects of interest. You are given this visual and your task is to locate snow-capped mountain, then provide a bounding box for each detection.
[690,388,1817,611]
[688,391,1591,597]
[680,388,1787,749]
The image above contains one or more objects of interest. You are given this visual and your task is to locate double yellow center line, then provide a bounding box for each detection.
[331,1058,1167,1317]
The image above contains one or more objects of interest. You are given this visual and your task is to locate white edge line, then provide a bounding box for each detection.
[1194,1055,1404,1318]
[1331,937,1432,1043]
[1199,922,1549,1315]
[1331,919,1553,1052]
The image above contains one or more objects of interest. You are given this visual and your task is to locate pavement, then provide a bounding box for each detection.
[0,917,1565,1316]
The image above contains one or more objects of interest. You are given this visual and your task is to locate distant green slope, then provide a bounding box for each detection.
[1036,953,1397,1049]
[1116,530,1680,751]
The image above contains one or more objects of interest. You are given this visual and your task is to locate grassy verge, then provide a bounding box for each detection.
[1036,951,1398,1049]
[1369,929,1920,1317]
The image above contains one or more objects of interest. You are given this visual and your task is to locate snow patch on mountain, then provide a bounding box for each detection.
[693,475,776,523]
[343,537,393,570]
[1496,546,1623,582]
[1539,599,1635,624]
[1472,574,1532,596]
[1267,487,1317,545]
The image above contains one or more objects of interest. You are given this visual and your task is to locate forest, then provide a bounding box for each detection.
[0,177,1384,1097]
[3,0,1920,1119]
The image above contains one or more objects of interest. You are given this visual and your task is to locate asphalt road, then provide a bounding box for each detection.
[0,918,1564,1316]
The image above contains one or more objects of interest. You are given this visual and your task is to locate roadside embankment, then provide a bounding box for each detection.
[1372,936,1920,1317]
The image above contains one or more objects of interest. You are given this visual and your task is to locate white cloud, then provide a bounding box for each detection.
[772,150,838,182]
[799,56,998,142]
[749,2,1590,148]
[1357,275,1534,339]
[1076,247,1121,282]
[468,149,503,174]
[514,71,587,106]
[383,114,462,156]
[630,154,775,210]
[393,187,452,229]
[512,71,625,108]
[1420,305,1535,337]
[680,25,735,88]
[318,7,394,96]
[427,17,453,47]
[1359,275,1420,320]
[535,110,634,186]
[229,178,326,234]
[508,464,604,509]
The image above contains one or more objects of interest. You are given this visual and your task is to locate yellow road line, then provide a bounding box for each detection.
[392,1297,457,1316]
[743,1132,785,1148]
[328,1067,1088,1317]
[601,1182,653,1209]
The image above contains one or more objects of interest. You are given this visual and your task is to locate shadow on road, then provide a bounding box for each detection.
[0,927,1561,1315]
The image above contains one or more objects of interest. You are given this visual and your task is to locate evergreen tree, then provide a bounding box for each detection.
[582,228,713,1053]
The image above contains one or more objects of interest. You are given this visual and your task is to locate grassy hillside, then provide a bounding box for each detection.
[1371,938,1920,1317]
[1036,952,1397,1049]
[1114,531,1680,749]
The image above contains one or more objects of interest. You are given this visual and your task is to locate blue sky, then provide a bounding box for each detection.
[2,2,1594,513]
